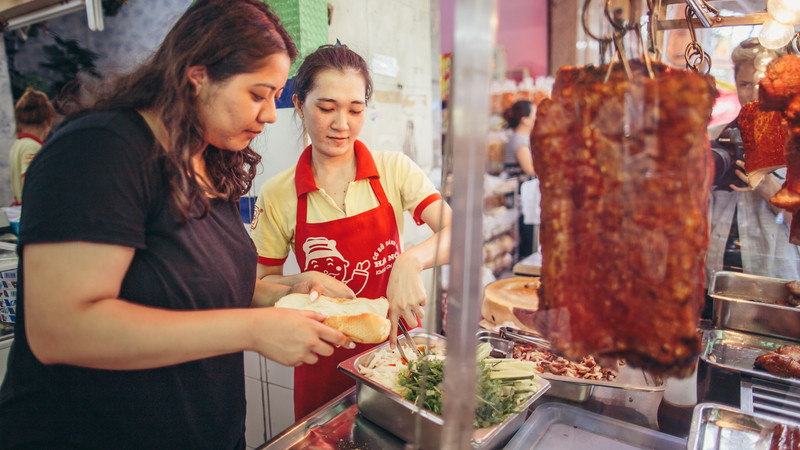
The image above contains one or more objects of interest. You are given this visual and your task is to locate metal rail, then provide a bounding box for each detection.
[440,0,497,448]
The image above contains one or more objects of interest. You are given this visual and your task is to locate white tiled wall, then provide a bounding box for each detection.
[243,351,265,449]
[244,351,296,447]
[267,383,296,438]
[244,376,266,448]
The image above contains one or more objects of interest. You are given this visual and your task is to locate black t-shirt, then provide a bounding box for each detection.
[0,110,257,449]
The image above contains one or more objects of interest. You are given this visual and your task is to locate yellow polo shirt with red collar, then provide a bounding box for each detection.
[251,140,442,266]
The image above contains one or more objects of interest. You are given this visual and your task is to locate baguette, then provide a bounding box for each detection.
[275,293,391,344]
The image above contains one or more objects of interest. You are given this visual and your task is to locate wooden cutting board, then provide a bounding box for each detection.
[481,277,542,333]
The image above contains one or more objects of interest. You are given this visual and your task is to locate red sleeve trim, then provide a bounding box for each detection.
[258,255,288,266]
[412,193,442,225]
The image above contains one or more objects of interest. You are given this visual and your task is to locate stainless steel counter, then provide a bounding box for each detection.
[259,384,694,449]
[258,388,406,450]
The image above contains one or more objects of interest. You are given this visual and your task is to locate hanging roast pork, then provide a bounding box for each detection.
[758,54,800,245]
[530,60,716,377]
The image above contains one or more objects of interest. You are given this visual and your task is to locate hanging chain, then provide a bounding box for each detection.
[583,0,657,80]
[683,5,712,74]
[582,0,613,65]
[790,33,800,56]
[646,0,663,62]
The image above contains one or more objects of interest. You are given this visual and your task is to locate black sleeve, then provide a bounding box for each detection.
[20,122,157,250]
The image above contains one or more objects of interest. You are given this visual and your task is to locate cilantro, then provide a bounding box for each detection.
[397,358,526,428]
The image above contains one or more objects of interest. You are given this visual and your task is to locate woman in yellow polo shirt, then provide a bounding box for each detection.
[250,43,452,419]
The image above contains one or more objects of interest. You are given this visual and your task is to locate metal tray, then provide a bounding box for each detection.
[687,402,800,449]
[496,327,665,403]
[700,329,800,388]
[504,403,686,450]
[338,330,551,449]
[709,271,800,341]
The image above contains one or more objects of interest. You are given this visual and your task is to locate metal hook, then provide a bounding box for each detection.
[583,0,613,48]
[604,0,639,32]
[612,31,633,80]
[683,6,711,74]
[790,33,800,56]
[646,0,663,62]
[636,24,654,79]
[685,6,698,43]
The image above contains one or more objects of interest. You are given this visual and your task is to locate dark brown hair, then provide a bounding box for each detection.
[502,100,533,129]
[88,0,297,224]
[14,87,56,133]
[293,43,372,106]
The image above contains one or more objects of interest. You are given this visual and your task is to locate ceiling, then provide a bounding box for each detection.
[0,0,65,22]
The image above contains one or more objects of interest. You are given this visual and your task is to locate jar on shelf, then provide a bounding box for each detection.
[486,131,507,175]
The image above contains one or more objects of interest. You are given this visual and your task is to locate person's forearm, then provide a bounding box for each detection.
[399,225,451,271]
[261,272,303,285]
[251,278,292,307]
[28,299,259,370]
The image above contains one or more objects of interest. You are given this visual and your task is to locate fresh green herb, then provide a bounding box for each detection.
[397,348,540,429]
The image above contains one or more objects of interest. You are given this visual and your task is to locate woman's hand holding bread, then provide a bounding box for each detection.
[252,307,354,366]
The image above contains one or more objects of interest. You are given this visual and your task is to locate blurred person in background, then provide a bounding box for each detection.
[503,100,537,258]
[9,87,56,205]
[706,38,800,314]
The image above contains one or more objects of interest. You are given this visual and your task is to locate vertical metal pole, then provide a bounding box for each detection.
[440,0,496,449]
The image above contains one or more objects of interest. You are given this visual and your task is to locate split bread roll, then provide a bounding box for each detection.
[275,293,391,344]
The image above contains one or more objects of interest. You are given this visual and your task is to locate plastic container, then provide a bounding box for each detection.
[505,403,686,450]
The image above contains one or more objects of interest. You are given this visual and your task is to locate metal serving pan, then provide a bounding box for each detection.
[709,271,800,341]
[497,327,665,403]
[338,330,551,449]
[687,402,800,449]
[700,328,800,388]
[504,402,686,450]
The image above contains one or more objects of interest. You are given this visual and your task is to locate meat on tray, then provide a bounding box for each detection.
[738,101,787,175]
[531,60,716,377]
[754,345,800,379]
[512,343,617,381]
[759,54,800,245]
[786,281,800,307]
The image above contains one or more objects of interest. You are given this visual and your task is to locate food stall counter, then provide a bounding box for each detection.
[259,388,407,450]
[512,251,541,277]
[259,386,695,449]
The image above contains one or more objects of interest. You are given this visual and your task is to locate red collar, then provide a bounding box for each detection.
[294,140,380,196]
[17,132,44,145]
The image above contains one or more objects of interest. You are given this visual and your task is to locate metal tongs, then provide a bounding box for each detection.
[397,321,424,363]
[499,327,551,349]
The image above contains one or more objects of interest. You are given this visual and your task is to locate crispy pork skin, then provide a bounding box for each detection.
[759,55,800,245]
[754,353,800,379]
[738,101,787,175]
[531,61,716,376]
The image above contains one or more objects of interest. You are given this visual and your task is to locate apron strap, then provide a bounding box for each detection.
[368,177,389,206]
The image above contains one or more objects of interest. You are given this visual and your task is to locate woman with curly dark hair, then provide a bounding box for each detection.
[0,1,352,448]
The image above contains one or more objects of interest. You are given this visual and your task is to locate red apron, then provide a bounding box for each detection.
[292,149,404,420]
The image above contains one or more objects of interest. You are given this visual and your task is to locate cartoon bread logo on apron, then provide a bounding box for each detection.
[302,237,370,295]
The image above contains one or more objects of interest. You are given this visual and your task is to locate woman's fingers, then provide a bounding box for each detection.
[306,272,355,298]
[296,309,328,322]
[412,304,425,320]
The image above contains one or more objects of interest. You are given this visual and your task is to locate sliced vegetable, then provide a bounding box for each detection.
[397,350,542,429]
